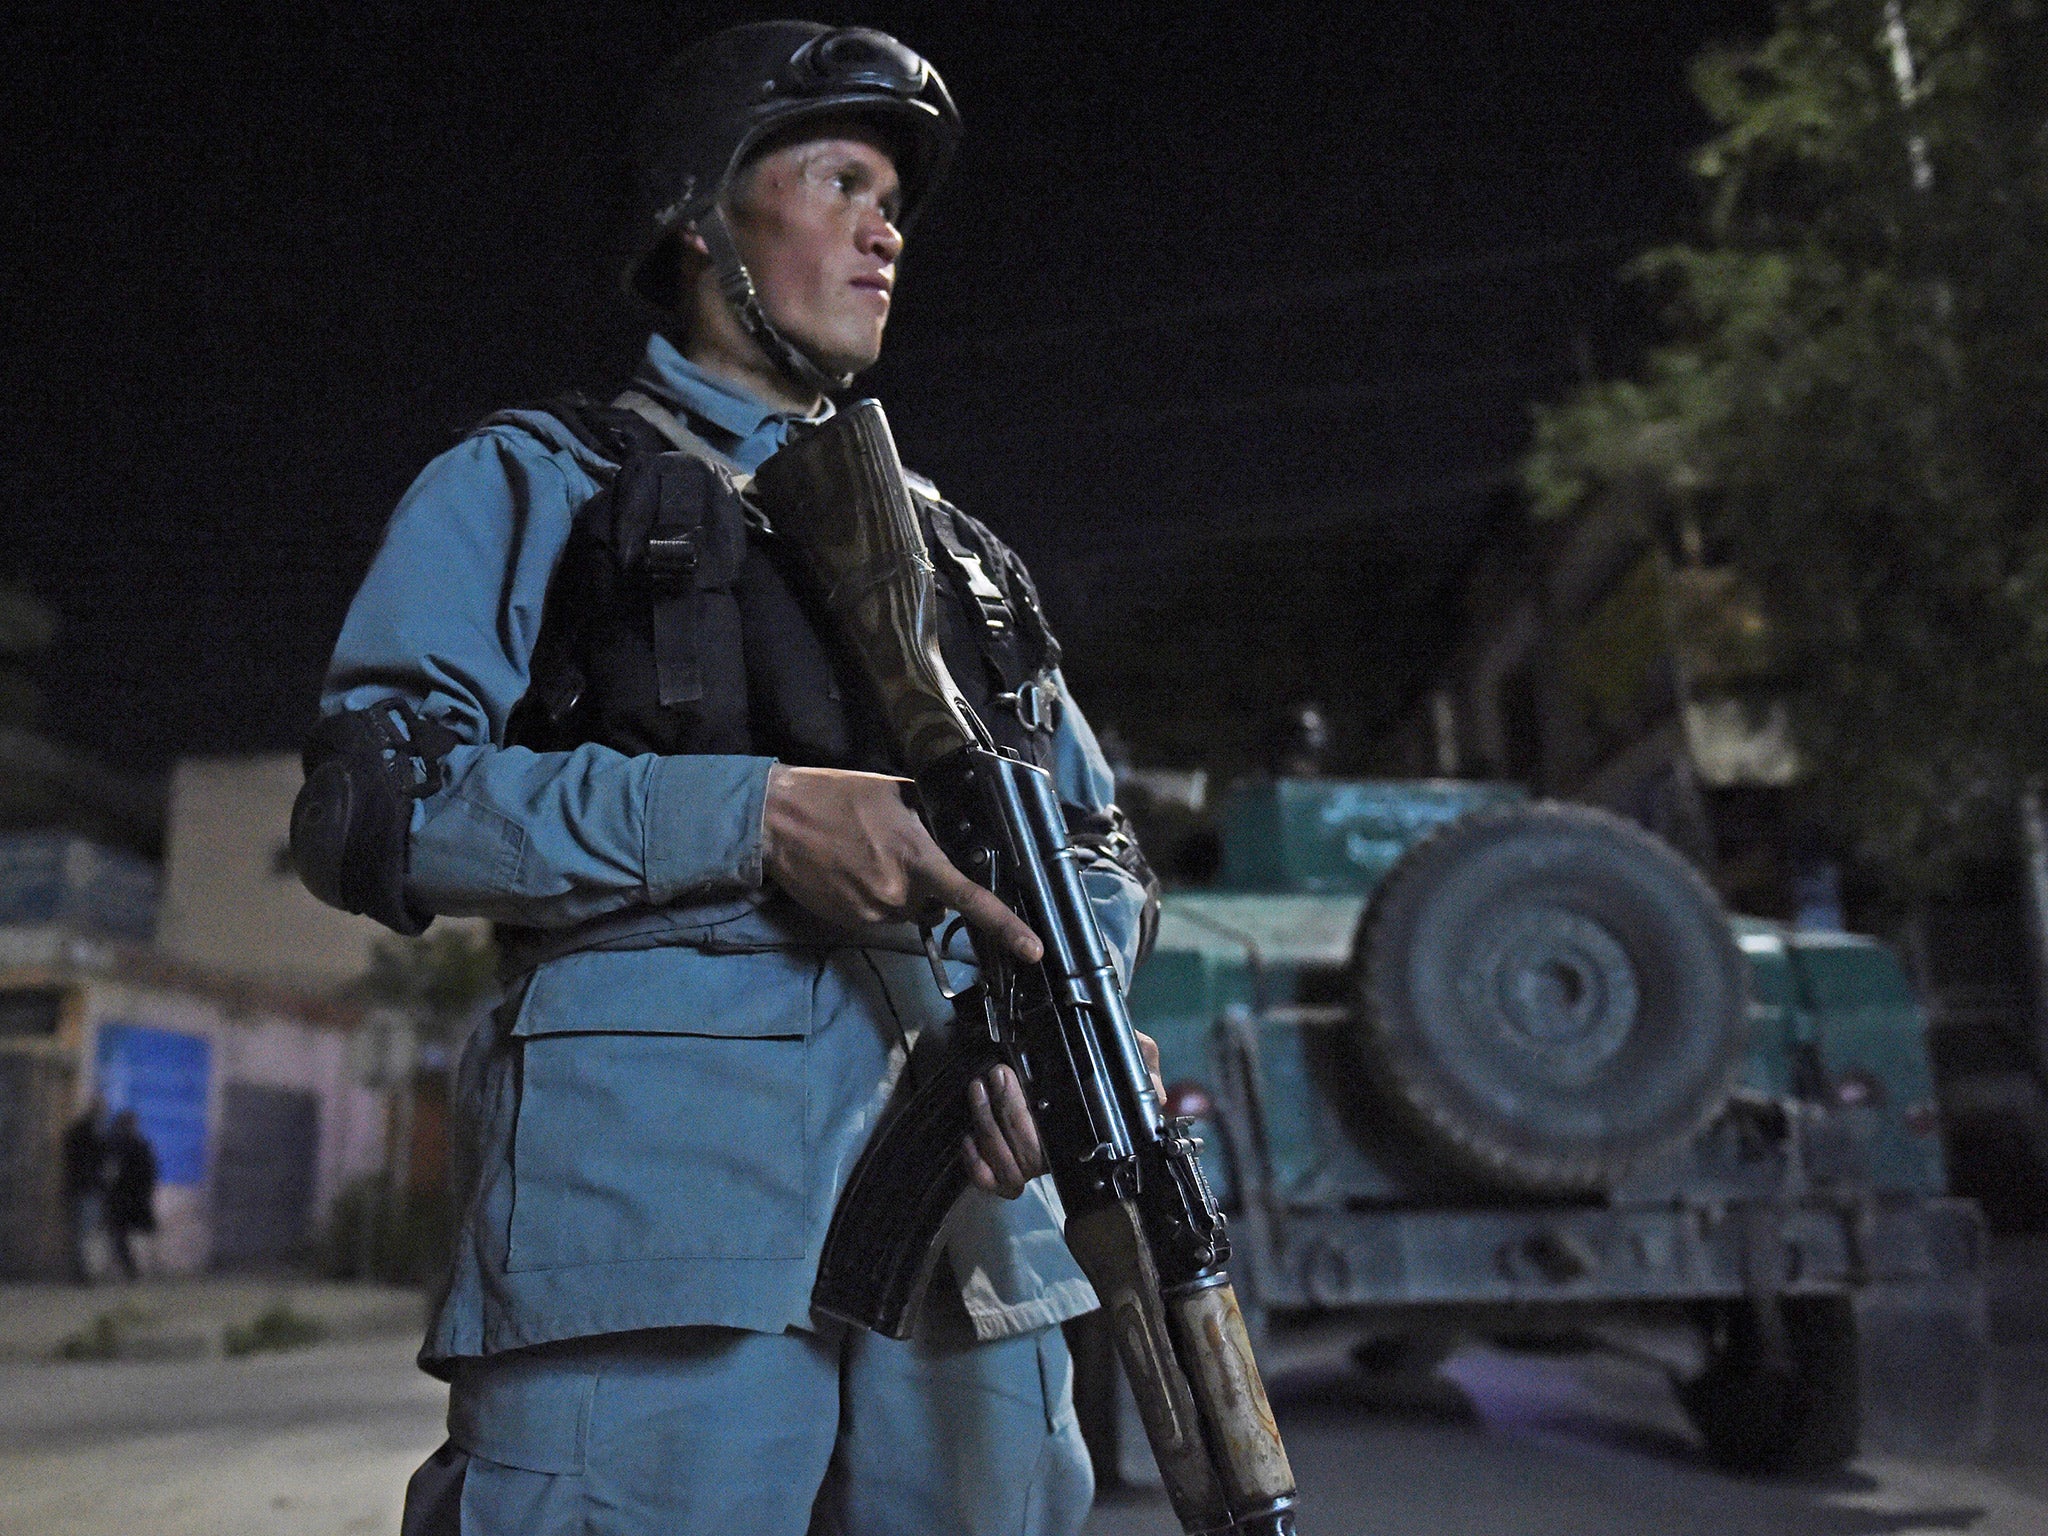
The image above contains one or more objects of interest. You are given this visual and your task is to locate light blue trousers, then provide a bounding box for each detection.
[401,1320,1093,1536]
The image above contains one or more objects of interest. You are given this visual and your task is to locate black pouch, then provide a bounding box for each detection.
[511,451,752,757]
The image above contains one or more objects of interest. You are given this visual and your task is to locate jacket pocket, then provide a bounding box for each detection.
[448,1349,595,1472]
[505,950,816,1272]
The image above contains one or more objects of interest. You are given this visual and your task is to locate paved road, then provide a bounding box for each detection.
[4,1326,2044,1536]
[0,1337,443,1536]
[1089,1341,2048,1535]
[0,1278,423,1364]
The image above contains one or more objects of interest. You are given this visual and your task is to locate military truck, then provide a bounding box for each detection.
[1072,779,1990,1481]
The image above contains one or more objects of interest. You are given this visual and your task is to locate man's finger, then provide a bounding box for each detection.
[920,856,1043,964]
[986,1066,1045,1182]
[967,1077,1025,1195]
[1135,1030,1167,1103]
[962,1135,1000,1194]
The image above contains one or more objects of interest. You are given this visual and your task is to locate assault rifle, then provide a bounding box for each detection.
[754,402,1300,1536]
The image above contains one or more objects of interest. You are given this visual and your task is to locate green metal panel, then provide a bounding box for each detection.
[1732,920,1798,1096]
[1158,892,1367,971]
[1790,931,1920,1011]
[1248,1009,1324,1200]
[1124,941,1237,1206]
[1255,1014,1405,1204]
[1133,888,1403,1206]
[1127,916,1261,1209]
[1131,781,1952,1216]
[1786,932,1948,1196]
[1215,779,1526,894]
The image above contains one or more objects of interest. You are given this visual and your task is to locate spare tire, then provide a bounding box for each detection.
[1351,802,1747,1197]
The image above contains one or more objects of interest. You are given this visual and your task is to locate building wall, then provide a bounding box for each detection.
[77,977,223,1273]
[155,753,483,991]
[156,754,386,990]
[206,1004,386,1221]
[0,964,391,1278]
[0,1018,76,1279]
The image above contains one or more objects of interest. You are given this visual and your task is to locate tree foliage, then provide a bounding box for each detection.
[1525,0,2048,890]
[358,925,499,1035]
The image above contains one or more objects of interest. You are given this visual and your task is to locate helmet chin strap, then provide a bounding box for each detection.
[694,206,853,398]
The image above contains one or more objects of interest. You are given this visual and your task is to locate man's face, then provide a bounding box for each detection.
[723,126,904,377]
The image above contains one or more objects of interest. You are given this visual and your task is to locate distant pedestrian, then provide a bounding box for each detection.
[103,1110,157,1281]
[59,1098,107,1285]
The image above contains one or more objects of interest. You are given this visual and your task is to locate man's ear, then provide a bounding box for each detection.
[675,225,715,310]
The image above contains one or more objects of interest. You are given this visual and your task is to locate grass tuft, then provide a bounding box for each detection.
[222,1301,328,1357]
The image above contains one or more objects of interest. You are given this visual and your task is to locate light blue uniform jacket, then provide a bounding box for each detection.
[324,337,1139,1373]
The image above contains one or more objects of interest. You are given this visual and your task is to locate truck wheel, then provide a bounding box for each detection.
[1678,1297,1860,1475]
[1352,802,1747,1196]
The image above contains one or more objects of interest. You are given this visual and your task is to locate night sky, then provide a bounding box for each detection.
[0,2,1773,778]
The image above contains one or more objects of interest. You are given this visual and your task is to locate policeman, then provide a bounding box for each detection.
[297,21,1156,1536]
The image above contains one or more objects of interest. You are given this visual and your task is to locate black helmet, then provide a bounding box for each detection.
[625,21,959,389]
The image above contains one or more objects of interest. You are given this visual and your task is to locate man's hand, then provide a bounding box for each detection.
[965,1032,1167,1199]
[760,764,1042,963]
[763,767,1169,1202]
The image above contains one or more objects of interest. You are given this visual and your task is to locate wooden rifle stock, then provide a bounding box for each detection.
[756,401,1299,1536]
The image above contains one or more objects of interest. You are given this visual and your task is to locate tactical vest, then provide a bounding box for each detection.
[498,394,1065,777]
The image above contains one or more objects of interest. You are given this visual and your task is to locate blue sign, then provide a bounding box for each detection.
[95,1023,212,1186]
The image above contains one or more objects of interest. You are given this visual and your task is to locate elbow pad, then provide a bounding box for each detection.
[290,700,461,936]
[1065,801,1162,968]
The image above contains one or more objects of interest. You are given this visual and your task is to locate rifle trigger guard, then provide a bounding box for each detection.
[921,916,971,1000]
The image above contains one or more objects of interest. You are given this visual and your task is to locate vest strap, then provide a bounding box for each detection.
[924,506,1014,635]
[611,389,751,481]
[651,591,702,706]
[499,393,1066,757]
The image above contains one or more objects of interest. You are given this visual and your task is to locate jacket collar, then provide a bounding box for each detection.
[633,334,834,465]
